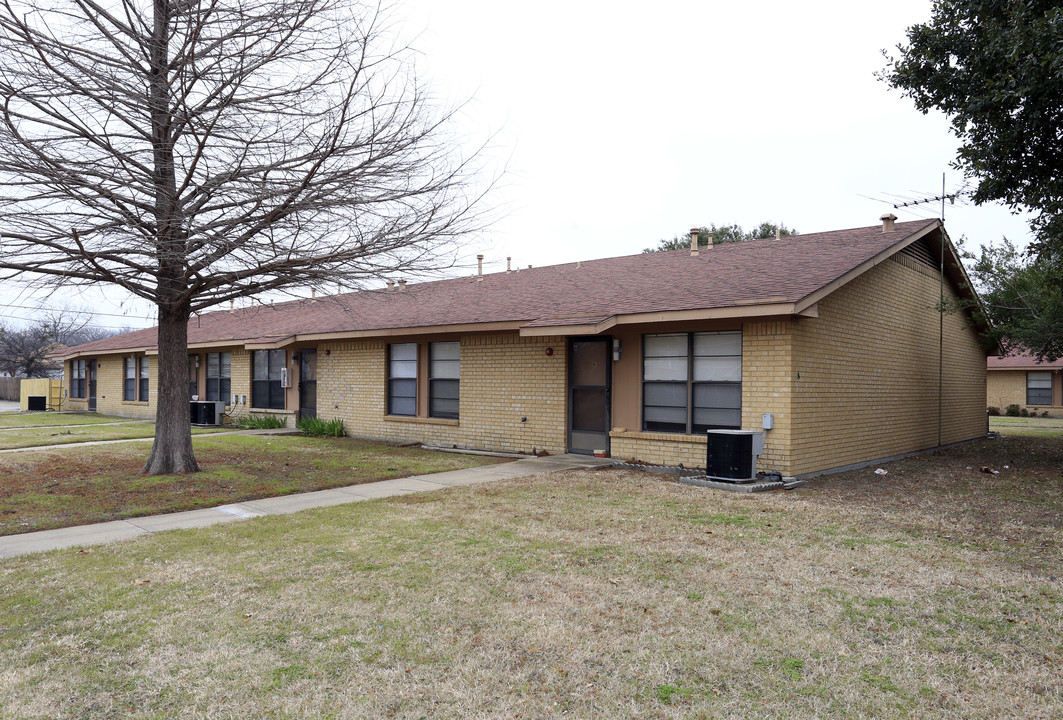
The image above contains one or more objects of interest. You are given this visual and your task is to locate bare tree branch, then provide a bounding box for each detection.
[0,0,494,473]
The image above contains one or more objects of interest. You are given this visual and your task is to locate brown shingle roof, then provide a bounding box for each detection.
[59,219,946,356]
[988,353,1063,370]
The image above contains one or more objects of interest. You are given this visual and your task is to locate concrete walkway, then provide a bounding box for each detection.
[0,453,613,559]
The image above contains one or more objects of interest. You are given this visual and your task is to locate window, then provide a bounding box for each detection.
[1027,371,1052,406]
[642,331,742,434]
[124,357,136,401]
[388,343,417,416]
[188,355,199,399]
[252,350,286,409]
[429,341,460,419]
[139,356,150,403]
[206,352,232,403]
[70,359,86,399]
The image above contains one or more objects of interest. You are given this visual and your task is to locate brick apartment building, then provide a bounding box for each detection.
[57,216,989,477]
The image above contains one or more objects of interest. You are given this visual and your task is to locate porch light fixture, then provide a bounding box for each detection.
[612,338,622,361]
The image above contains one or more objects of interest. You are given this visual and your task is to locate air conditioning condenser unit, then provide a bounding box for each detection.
[705,430,764,483]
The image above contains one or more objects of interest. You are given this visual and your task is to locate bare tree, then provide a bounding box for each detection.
[0,323,62,377]
[0,307,112,377]
[0,0,488,473]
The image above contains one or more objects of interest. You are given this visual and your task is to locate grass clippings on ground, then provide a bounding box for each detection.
[0,435,506,535]
[0,435,1059,719]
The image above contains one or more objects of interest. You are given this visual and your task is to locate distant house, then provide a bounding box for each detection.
[56,215,988,478]
[987,354,1063,417]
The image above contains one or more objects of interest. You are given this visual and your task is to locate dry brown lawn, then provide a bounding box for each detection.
[0,435,1059,719]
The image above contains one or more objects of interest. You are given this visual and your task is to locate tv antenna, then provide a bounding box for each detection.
[892,174,966,220]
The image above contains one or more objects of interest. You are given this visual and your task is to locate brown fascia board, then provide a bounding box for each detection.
[790,220,992,344]
[520,303,813,337]
[297,320,526,343]
[792,220,942,311]
[62,345,155,360]
[520,316,618,337]
[187,340,257,351]
[243,336,298,350]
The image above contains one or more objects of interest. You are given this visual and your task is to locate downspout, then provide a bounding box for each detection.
[939,226,945,448]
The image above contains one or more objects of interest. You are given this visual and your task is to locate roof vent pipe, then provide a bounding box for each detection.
[775,227,781,241]
[229,300,234,314]
[476,254,484,282]
[689,227,699,256]
[386,279,394,291]
[506,257,511,274]
[881,213,897,233]
[398,278,406,291]
[311,288,316,302]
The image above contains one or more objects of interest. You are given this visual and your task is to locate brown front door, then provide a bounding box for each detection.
[568,338,611,455]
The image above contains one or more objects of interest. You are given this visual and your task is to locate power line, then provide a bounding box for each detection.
[0,301,156,322]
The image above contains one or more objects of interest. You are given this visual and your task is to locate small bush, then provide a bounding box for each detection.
[1004,404,1022,417]
[1021,407,1030,417]
[1042,411,1051,418]
[987,406,1000,416]
[235,415,287,430]
[297,416,346,437]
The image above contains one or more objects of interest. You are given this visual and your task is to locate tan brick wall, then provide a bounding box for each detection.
[609,322,794,473]
[62,355,157,419]
[987,369,1063,417]
[228,348,256,422]
[609,430,707,468]
[741,321,793,473]
[788,254,986,476]
[987,370,1026,411]
[316,333,568,455]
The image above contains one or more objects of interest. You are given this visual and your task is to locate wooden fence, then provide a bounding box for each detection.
[0,377,19,402]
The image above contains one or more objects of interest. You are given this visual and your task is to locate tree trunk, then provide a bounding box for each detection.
[142,306,198,475]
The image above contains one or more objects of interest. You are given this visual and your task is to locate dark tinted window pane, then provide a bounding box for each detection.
[252,380,269,409]
[693,408,742,432]
[1027,388,1052,405]
[429,378,459,419]
[268,381,285,409]
[693,383,741,409]
[389,378,416,416]
[572,388,607,432]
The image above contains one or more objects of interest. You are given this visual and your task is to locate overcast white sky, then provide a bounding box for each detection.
[0,0,1034,330]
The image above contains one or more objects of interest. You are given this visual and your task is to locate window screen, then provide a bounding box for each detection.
[429,342,460,419]
[388,343,417,416]
[1027,371,1052,405]
[643,331,742,434]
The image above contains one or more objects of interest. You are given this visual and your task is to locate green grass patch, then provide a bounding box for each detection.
[0,412,133,429]
[0,422,223,450]
[0,434,507,535]
[0,436,1059,718]
[990,415,1063,437]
